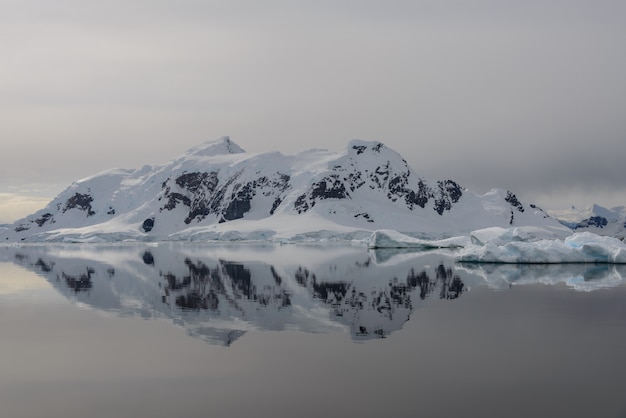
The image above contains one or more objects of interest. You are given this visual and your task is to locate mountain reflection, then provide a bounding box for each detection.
[4,245,625,346]
[5,246,469,345]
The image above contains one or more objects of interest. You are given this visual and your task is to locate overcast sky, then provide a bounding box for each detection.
[1,0,625,223]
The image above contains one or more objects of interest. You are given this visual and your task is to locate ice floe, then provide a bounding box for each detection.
[456,232,626,264]
[368,229,469,249]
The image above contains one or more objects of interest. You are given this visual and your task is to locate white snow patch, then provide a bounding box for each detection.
[456,232,626,264]
[368,229,469,249]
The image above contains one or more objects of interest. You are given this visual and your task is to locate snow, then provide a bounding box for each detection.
[549,204,626,239]
[469,226,569,245]
[368,229,469,249]
[0,137,577,245]
[456,232,626,264]
[369,227,626,264]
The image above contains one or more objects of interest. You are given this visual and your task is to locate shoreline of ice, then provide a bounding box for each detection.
[4,225,626,265]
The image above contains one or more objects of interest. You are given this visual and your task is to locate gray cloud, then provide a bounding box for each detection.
[2,0,625,221]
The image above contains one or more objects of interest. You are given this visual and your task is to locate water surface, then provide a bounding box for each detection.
[1,244,625,418]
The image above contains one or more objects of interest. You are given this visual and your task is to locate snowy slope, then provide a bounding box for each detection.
[549,204,626,239]
[1,137,569,243]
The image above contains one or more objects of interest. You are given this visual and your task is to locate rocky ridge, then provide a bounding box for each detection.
[2,137,568,243]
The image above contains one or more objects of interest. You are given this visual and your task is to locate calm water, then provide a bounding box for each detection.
[1,244,626,418]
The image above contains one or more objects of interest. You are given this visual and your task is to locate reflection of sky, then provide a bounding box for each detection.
[0,262,54,297]
[1,257,626,418]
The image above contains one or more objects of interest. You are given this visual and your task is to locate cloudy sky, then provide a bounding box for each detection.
[1,0,625,223]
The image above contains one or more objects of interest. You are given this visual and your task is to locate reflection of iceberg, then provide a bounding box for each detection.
[457,262,626,292]
[3,245,471,346]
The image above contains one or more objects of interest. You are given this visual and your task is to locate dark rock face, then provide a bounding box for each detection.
[505,191,524,213]
[505,191,525,225]
[34,213,54,227]
[14,224,30,232]
[5,140,546,238]
[15,212,56,232]
[354,212,374,223]
[434,180,463,215]
[311,175,349,200]
[576,216,609,229]
[352,145,367,155]
[142,217,155,232]
[294,150,464,216]
[222,184,253,222]
[64,193,96,216]
[161,171,291,223]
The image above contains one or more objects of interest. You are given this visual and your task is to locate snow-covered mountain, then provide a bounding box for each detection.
[1,137,569,243]
[550,204,626,239]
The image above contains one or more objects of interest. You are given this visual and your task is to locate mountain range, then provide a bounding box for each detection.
[548,204,626,239]
[2,137,571,243]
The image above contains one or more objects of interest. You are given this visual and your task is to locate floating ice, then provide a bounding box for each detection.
[456,232,626,264]
[368,229,469,249]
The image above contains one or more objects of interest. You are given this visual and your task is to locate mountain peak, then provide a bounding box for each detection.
[185,136,245,157]
[347,139,387,154]
[2,137,571,243]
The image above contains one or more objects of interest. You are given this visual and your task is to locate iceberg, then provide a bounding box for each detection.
[368,229,469,249]
[456,232,626,264]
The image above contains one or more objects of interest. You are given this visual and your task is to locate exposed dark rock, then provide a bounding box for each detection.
[441,180,463,203]
[405,180,432,209]
[175,172,219,194]
[294,194,311,214]
[107,207,116,215]
[223,183,254,221]
[433,182,453,215]
[576,216,609,229]
[294,174,349,213]
[352,145,367,154]
[354,212,374,223]
[34,213,54,227]
[14,224,30,232]
[142,217,155,232]
[162,192,191,211]
[64,193,96,216]
[505,190,524,213]
[270,197,282,215]
[311,175,349,200]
